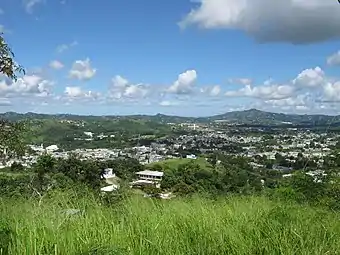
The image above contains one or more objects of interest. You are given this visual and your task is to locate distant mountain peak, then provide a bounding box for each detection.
[243,108,264,113]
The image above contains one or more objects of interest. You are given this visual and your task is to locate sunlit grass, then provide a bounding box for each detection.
[1,192,340,255]
[147,157,212,170]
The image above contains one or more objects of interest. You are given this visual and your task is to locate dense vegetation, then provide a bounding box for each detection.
[22,118,175,150]
[2,151,340,208]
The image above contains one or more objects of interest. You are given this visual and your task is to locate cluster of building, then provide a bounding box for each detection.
[1,123,339,175]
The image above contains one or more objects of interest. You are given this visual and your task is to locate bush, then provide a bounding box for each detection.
[10,162,24,172]
[0,175,32,199]
[99,181,131,206]
[266,186,305,203]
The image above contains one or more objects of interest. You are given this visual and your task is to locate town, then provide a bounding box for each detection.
[1,114,338,198]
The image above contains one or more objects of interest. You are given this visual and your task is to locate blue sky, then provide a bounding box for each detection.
[1,0,340,116]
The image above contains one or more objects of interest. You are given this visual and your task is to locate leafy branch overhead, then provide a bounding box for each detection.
[0,33,24,80]
[0,34,26,163]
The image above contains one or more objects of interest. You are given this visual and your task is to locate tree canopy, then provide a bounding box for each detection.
[0,119,27,164]
[0,34,26,163]
[0,34,24,80]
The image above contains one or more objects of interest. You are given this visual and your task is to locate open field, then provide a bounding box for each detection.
[1,192,340,255]
[147,157,212,170]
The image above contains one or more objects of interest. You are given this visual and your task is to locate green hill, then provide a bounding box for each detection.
[1,109,340,126]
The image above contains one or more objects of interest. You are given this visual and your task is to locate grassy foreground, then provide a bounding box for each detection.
[1,192,340,255]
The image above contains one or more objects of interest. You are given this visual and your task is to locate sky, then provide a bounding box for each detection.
[1,0,340,116]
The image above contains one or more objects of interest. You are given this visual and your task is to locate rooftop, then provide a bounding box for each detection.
[100,185,118,192]
[136,170,164,177]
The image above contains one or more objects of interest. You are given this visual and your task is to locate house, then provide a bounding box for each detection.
[46,145,59,152]
[135,170,164,181]
[133,170,164,189]
[84,132,93,138]
[103,168,116,179]
[186,154,197,160]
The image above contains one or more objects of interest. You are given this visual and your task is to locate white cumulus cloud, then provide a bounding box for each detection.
[111,75,129,88]
[49,60,64,70]
[293,67,325,87]
[109,75,149,100]
[167,70,197,94]
[322,81,340,102]
[64,87,83,97]
[0,74,53,98]
[64,86,100,99]
[264,94,310,107]
[200,85,221,96]
[180,0,340,44]
[69,58,96,81]
[260,93,315,113]
[124,85,148,98]
[209,85,221,96]
[225,84,295,100]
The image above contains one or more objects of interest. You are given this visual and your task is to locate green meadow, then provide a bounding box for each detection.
[1,191,340,255]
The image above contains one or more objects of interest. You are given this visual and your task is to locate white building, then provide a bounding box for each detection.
[84,132,93,138]
[46,145,59,152]
[186,154,197,160]
[103,168,116,179]
[135,170,164,181]
[29,144,45,153]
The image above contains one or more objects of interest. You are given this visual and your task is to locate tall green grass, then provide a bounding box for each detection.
[1,192,340,255]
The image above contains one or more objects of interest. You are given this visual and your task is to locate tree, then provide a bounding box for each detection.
[35,153,56,177]
[150,163,163,172]
[290,172,327,203]
[10,162,24,172]
[207,153,218,168]
[99,157,143,181]
[173,182,195,196]
[0,120,27,164]
[142,185,161,197]
[0,35,26,163]
[55,154,104,189]
[0,33,24,80]
[34,153,56,192]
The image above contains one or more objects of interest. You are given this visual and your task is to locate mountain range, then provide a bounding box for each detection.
[1,109,339,126]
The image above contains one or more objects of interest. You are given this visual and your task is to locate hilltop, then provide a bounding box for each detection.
[203,109,339,126]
